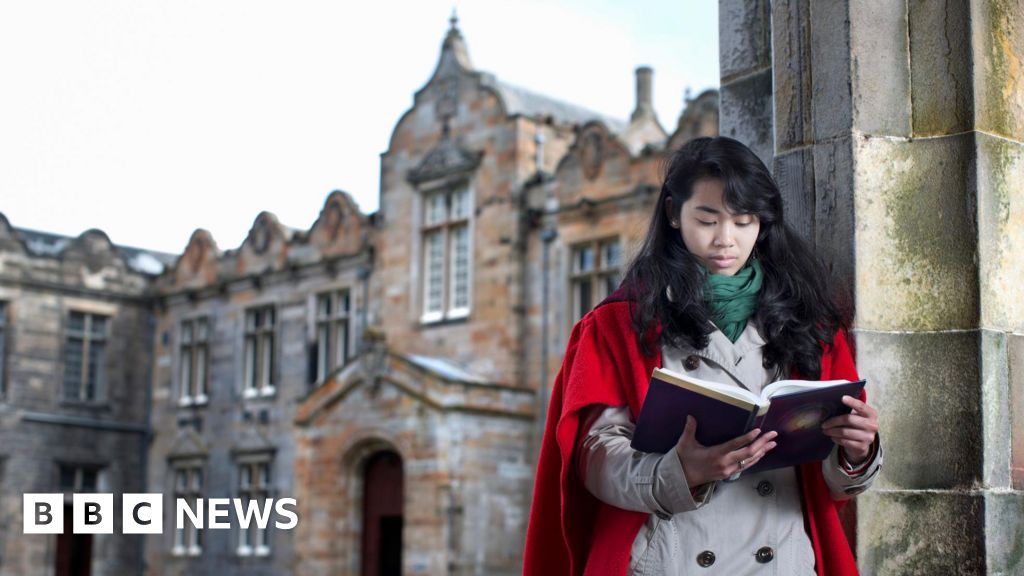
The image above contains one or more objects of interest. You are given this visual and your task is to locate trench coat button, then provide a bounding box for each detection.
[684,355,700,371]
[655,510,672,521]
[696,550,716,567]
[756,480,774,497]
[755,546,774,563]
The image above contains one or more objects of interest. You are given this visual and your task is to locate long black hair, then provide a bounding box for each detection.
[622,136,845,379]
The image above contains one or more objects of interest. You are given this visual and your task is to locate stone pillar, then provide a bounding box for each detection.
[719,0,773,167]
[972,2,1024,573]
[719,1,1024,573]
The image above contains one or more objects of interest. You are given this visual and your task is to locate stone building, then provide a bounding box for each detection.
[0,217,174,576]
[0,17,717,576]
[9,0,1014,572]
[136,17,718,576]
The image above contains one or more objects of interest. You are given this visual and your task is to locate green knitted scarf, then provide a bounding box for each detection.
[701,259,763,343]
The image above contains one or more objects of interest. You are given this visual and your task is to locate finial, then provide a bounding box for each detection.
[684,86,693,103]
[449,7,458,30]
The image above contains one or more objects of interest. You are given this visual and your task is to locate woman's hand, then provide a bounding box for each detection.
[821,395,879,464]
[674,416,778,487]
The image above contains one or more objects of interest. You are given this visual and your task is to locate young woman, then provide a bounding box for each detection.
[523,137,881,575]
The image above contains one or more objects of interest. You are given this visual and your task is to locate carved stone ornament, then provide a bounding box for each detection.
[435,74,460,120]
[321,201,345,242]
[250,221,271,254]
[407,127,483,185]
[186,236,209,274]
[580,131,604,181]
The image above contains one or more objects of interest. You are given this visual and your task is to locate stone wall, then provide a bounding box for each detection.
[0,220,155,576]
[718,1,1024,573]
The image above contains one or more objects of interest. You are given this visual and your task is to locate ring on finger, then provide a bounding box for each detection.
[738,458,748,468]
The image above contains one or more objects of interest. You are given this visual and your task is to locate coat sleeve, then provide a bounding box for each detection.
[577,405,710,515]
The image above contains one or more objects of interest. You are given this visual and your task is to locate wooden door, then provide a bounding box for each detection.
[55,504,92,576]
[361,451,403,576]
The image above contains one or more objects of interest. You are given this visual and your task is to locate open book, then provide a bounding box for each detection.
[630,367,866,473]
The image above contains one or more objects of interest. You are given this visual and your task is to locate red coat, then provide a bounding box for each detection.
[523,296,861,576]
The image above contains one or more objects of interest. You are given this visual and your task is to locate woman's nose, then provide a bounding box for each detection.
[713,225,734,247]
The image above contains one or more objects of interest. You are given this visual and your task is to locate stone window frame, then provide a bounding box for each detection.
[61,310,110,403]
[57,462,102,493]
[170,459,205,557]
[242,305,276,399]
[234,454,274,557]
[313,288,352,383]
[178,316,210,407]
[419,184,474,324]
[569,236,624,324]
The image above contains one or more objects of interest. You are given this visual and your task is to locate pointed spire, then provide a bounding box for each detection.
[441,9,473,70]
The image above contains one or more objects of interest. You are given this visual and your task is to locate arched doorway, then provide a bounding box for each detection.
[361,450,403,576]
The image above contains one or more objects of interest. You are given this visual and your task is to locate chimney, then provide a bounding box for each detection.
[631,66,655,122]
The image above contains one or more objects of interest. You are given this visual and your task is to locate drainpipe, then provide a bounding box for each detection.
[357,263,371,353]
[538,226,557,445]
[138,309,156,576]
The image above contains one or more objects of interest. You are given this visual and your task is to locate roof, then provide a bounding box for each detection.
[14,226,178,276]
[405,354,491,385]
[491,79,627,133]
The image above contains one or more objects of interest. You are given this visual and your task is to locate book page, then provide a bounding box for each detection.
[653,367,765,409]
[761,379,855,400]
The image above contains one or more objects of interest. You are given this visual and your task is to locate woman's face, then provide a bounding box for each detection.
[671,177,760,276]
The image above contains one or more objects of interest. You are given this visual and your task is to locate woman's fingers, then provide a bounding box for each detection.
[735,440,777,471]
[720,427,764,452]
[822,413,878,433]
[723,433,778,471]
[822,426,875,443]
[841,395,878,419]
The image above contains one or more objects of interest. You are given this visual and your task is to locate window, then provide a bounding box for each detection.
[421,188,471,322]
[172,464,203,556]
[58,464,99,493]
[179,318,210,406]
[0,301,6,397]
[315,290,351,382]
[62,312,108,402]
[570,238,623,322]
[243,306,275,398]
[237,460,272,556]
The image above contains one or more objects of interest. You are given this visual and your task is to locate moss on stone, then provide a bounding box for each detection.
[855,136,978,330]
[980,0,1024,140]
[859,492,985,575]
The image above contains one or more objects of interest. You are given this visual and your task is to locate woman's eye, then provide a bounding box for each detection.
[697,220,715,226]
[735,220,753,227]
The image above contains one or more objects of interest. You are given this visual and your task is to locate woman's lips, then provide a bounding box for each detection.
[709,256,737,267]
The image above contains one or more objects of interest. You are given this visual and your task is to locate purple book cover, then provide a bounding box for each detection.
[630,377,757,454]
[630,371,865,474]
[746,380,865,473]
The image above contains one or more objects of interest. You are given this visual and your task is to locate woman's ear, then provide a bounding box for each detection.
[664,197,680,229]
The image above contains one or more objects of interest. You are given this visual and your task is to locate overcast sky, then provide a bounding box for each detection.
[0,1,719,255]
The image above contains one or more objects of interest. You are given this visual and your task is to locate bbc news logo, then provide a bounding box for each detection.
[24,494,298,534]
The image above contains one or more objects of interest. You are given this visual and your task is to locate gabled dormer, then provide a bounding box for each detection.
[173,229,221,289]
[308,190,369,258]
[237,212,291,275]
